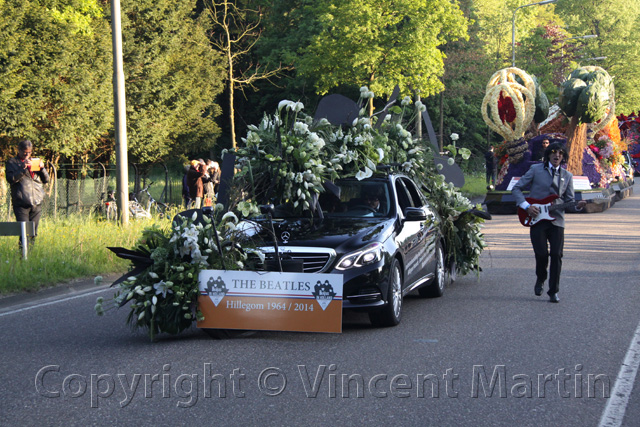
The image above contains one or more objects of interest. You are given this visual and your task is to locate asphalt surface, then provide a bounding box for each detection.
[1,182,639,426]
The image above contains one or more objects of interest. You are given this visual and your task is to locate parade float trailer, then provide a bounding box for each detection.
[482,66,634,214]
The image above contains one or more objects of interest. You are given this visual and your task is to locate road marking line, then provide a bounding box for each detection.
[599,319,640,427]
[0,287,111,318]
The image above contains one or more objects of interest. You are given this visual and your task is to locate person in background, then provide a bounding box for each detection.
[484,145,497,188]
[204,159,220,203]
[209,161,220,196]
[535,138,550,162]
[186,159,206,209]
[182,162,192,208]
[5,140,50,246]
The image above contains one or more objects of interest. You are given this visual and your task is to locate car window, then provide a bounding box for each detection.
[321,179,391,218]
[401,178,425,208]
[395,179,414,211]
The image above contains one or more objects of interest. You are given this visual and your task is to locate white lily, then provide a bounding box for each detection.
[154,281,174,298]
[278,100,293,111]
[221,211,239,224]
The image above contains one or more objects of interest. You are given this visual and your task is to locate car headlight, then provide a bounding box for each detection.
[335,243,383,270]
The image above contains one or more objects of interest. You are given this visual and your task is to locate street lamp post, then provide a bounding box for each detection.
[512,0,559,67]
[561,35,597,73]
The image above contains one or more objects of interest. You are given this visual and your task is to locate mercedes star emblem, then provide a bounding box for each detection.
[281,231,291,243]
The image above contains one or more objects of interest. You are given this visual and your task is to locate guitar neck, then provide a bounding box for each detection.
[548,201,578,212]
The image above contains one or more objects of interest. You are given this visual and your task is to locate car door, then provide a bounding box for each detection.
[401,178,438,284]
[393,177,426,287]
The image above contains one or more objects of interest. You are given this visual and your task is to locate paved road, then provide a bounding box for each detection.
[1,183,639,426]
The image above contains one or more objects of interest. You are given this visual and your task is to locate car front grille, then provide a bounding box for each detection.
[259,246,336,273]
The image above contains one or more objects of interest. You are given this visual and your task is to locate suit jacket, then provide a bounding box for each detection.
[511,163,575,228]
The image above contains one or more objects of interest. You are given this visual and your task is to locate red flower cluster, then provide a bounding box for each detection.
[498,92,516,124]
[617,112,640,132]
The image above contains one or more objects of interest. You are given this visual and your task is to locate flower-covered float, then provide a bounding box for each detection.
[97,88,488,341]
[484,66,633,213]
[617,111,640,176]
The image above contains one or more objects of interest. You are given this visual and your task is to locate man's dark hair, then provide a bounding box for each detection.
[543,142,568,164]
[18,140,33,151]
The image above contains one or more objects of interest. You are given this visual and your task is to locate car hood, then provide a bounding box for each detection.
[248,217,395,252]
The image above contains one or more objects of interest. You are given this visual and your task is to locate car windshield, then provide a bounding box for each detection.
[319,179,391,218]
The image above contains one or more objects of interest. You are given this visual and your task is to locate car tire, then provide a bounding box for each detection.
[418,245,446,298]
[369,258,402,327]
[203,329,257,339]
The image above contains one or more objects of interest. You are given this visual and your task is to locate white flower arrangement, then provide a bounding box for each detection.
[97,88,487,341]
[95,210,264,341]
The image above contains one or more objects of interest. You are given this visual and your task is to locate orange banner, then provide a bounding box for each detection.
[197,270,343,333]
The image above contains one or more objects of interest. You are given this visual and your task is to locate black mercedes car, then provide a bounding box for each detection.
[248,173,451,327]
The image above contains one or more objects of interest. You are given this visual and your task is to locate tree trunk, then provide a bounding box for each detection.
[229,78,236,149]
[565,116,586,176]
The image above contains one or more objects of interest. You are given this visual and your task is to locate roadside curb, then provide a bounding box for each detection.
[0,273,121,312]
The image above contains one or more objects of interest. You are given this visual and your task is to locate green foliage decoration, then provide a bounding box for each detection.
[96,88,488,340]
[233,89,486,277]
[95,209,263,341]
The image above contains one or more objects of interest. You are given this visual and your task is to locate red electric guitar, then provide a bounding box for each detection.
[517,194,591,227]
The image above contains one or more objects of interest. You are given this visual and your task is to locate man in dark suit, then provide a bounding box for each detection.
[511,142,586,303]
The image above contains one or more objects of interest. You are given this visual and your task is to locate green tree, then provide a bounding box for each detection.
[518,22,572,102]
[423,0,493,169]
[555,0,640,113]
[204,0,289,149]
[118,0,226,163]
[296,0,469,116]
[240,0,328,127]
[474,0,559,69]
[0,0,112,162]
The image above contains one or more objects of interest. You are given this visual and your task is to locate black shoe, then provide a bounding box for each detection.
[534,281,544,296]
[549,293,559,303]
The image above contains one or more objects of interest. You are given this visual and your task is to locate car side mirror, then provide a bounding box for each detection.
[404,207,427,221]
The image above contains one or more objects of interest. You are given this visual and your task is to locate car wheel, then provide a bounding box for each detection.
[419,245,445,298]
[203,329,257,339]
[369,258,402,327]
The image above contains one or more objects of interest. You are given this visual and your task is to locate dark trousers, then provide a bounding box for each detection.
[529,221,564,295]
[13,204,43,246]
[486,168,496,185]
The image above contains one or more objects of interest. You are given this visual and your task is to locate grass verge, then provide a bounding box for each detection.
[0,215,171,295]
[460,173,489,199]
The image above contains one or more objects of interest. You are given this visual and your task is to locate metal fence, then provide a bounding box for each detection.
[1,162,184,221]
